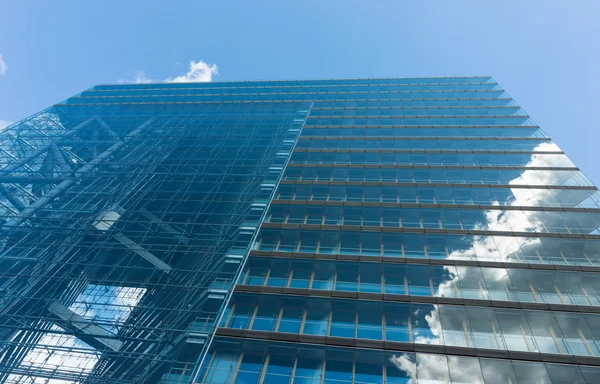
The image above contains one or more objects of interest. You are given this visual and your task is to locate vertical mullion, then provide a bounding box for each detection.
[299,308,307,334]
[290,356,298,384]
[275,307,284,332]
[577,327,594,356]
[462,319,472,347]
[228,352,244,384]
[548,327,564,354]
[224,304,236,328]
[553,284,566,304]
[520,324,533,352]
[199,353,215,384]
[381,266,386,294]
[580,285,594,306]
[258,354,270,384]
[491,320,502,349]
[428,276,435,296]
[478,281,487,300]
[248,305,259,330]
[529,283,540,303]
[263,268,272,287]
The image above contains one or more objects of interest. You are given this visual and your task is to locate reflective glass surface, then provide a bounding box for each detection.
[223,293,600,357]
[240,257,600,306]
[3,77,599,383]
[210,77,600,384]
[199,338,600,384]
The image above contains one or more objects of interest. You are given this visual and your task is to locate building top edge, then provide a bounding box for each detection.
[94,76,493,87]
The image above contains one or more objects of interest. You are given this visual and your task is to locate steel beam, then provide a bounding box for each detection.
[50,142,72,175]
[1,118,154,232]
[95,117,120,140]
[0,118,94,176]
[139,209,190,245]
[114,232,172,274]
[47,301,123,352]
[0,184,25,211]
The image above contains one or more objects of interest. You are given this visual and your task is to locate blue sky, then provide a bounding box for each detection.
[0,1,599,182]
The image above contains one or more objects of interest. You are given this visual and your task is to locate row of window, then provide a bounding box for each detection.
[265,204,600,235]
[296,138,556,151]
[240,257,600,306]
[200,338,599,383]
[276,184,600,208]
[308,106,525,117]
[84,85,502,98]
[310,98,516,108]
[300,127,544,138]
[223,293,600,357]
[289,152,573,168]
[99,76,493,89]
[64,98,517,112]
[282,167,592,187]
[305,116,533,127]
[69,91,510,105]
[93,82,499,96]
[255,228,600,266]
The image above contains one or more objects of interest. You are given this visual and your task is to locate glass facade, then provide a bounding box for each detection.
[1,77,599,383]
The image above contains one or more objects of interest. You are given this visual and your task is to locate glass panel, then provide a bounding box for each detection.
[415,353,449,384]
[324,358,353,384]
[236,353,264,384]
[447,355,484,384]
[479,358,518,384]
[294,356,323,384]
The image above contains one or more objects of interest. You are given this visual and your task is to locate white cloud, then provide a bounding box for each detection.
[389,353,416,383]
[120,59,218,84]
[166,60,218,83]
[117,71,153,84]
[132,71,153,84]
[0,55,6,75]
[6,284,147,383]
[0,120,12,130]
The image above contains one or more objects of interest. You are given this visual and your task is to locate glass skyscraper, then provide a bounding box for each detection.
[1,77,600,383]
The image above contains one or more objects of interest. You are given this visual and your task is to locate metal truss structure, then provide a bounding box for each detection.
[0,99,310,383]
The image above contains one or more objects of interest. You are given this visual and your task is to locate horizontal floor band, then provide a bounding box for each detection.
[62,97,516,107]
[87,79,495,90]
[214,329,600,367]
[303,125,537,129]
[270,199,600,213]
[311,106,518,111]
[248,250,600,273]
[260,222,600,240]
[306,115,529,120]
[299,136,546,141]
[286,163,576,171]
[58,97,513,107]
[293,149,563,155]
[78,88,504,97]
[233,284,600,314]
[280,180,597,190]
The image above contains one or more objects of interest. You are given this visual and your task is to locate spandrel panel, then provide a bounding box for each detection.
[223,293,600,357]
[254,228,600,266]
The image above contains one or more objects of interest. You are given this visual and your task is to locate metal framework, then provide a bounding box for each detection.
[0,99,310,383]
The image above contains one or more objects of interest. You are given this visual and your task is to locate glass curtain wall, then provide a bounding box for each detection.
[2,77,600,383]
[199,77,600,384]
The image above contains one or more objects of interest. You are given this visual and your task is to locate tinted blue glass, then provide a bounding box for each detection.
[6,77,598,382]
[201,338,600,384]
